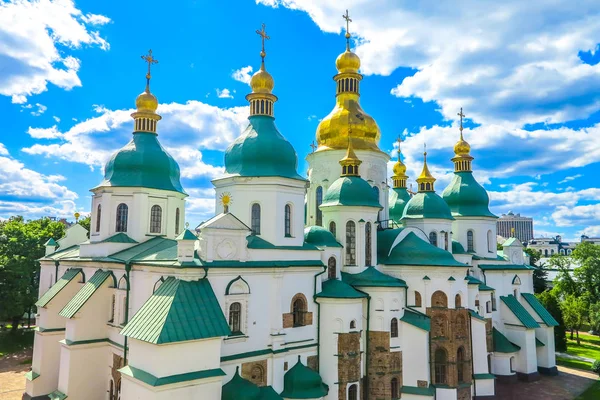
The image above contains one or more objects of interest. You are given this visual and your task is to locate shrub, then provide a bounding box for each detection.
[592,360,600,375]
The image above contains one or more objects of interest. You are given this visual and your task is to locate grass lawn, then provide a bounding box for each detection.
[577,332,600,347]
[576,380,600,400]
[566,338,600,361]
[0,329,35,357]
[556,356,593,371]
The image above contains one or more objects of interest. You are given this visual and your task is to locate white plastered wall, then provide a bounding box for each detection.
[452,217,497,258]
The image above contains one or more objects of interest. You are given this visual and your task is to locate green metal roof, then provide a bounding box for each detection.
[401,191,454,220]
[303,226,342,248]
[224,115,304,181]
[222,367,261,400]
[473,254,507,261]
[320,175,381,208]
[468,309,486,321]
[60,269,115,318]
[465,275,484,285]
[389,187,411,222]
[479,264,534,271]
[246,235,319,250]
[521,293,559,327]
[500,295,540,328]
[448,276,456,281]
[315,279,368,299]
[121,277,230,344]
[175,229,197,241]
[119,365,224,387]
[503,237,520,247]
[536,338,545,347]
[41,244,81,261]
[36,268,82,307]
[100,232,138,244]
[379,231,466,267]
[402,385,435,396]
[452,240,467,254]
[341,266,407,288]
[479,283,495,291]
[280,357,328,399]
[48,390,67,400]
[441,171,496,218]
[400,308,431,332]
[45,238,58,246]
[493,327,521,353]
[259,386,283,400]
[96,131,186,194]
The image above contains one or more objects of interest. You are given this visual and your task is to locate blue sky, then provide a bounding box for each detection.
[1,0,600,241]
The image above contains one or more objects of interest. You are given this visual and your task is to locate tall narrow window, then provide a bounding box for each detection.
[96,204,102,232]
[434,348,448,384]
[455,294,462,308]
[348,384,357,400]
[365,222,372,266]
[175,208,180,235]
[391,378,399,399]
[229,302,242,334]
[284,204,292,237]
[415,291,422,307]
[328,257,336,279]
[116,203,128,232]
[293,297,306,327]
[487,230,493,252]
[150,205,162,233]
[457,347,465,383]
[346,221,356,265]
[251,204,261,234]
[491,292,497,311]
[329,221,336,237]
[390,318,398,338]
[429,231,438,246]
[467,230,474,252]
[373,186,380,220]
[445,232,449,250]
[315,187,323,226]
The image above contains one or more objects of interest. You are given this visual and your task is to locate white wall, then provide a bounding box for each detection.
[452,218,497,258]
[121,375,223,400]
[57,342,109,400]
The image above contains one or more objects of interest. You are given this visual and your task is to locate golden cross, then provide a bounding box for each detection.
[457,107,465,132]
[310,141,317,153]
[256,23,270,61]
[396,136,402,159]
[343,9,352,35]
[141,49,158,88]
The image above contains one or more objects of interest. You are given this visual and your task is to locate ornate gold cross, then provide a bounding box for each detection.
[256,23,270,61]
[457,107,465,132]
[343,9,352,34]
[141,49,158,80]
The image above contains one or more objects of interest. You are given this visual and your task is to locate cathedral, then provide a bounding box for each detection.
[24,16,558,400]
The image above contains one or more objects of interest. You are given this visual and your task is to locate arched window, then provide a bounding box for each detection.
[329,221,336,237]
[432,291,448,308]
[434,348,448,384]
[229,302,242,334]
[390,318,398,338]
[115,203,128,232]
[429,231,438,246]
[510,356,515,372]
[346,221,356,265]
[315,187,323,226]
[284,204,292,237]
[391,378,399,399]
[365,222,372,266]
[150,205,162,233]
[348,384,357,400]
[455,294,462,308]
[445,232,449,250]
[250,365,264,385]
[467,230,474,252]
[328,257,337,279]
[544,249,549,257]
[175,208,180,235]
[487,230,493,252]
[457,347,466,383]
[292,296,306,327]
[96,204,102,232]
[415,291,422,307]
[350,320,356,329]
[551,249,555,255]
[251,204,261,234]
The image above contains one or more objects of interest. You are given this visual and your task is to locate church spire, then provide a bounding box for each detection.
[132,49,162,134]
[452,107,473,172]
[339,134,362,176]
[417,144,436,192]
[247,23,278,117]
[392,136,408,189]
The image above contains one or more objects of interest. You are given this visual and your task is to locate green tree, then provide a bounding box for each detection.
[589,302,600,334]
[572,242,600,304]
[550,254,579,297]
[524,248,547,293]
[0,216,65,331]
[561,294,589,345]
[537,289,568,351]
[78,215,91,238]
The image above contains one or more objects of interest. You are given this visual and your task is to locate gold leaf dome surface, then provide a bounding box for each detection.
[336,50,361,73]
[316,100,380,151]
[393,159,407,176]
[454,137,471,157]
[135,90,158,113]
[250,66,274,94]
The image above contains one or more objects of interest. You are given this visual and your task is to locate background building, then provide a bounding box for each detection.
[497,211,534,242]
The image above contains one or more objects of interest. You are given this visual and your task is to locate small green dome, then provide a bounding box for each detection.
[380,231,465,267]
[304,226,342,247]
[222,368,261,400]
[389,188,411,222]
[224,116,304,181]
[452,240,467,254]
[321,176,381,208]
[315,278,368,299]
[280,357,328,399]
[97,132,185,194]
[442,172,497,218]
[402,192,453,220]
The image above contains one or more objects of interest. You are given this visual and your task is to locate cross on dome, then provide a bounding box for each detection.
[342,9,352,48]
[141,49,159,91]
[256,23,270,63]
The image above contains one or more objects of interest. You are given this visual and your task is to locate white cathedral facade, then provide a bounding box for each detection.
[24,24,558,400]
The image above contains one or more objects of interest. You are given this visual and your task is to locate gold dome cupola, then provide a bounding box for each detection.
[392,137,408,189]
[417,145,436,192]
[132,50,162,134]
[315,10,381,152]
[452,108,474,172]
[246,23,278,117]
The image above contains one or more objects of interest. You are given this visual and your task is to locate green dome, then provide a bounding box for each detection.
[321,176,381,208]
[97,132,185,194]
[379,231,466,267]
[304,226,342,247]
[452,240,467,254]
[222,368,261,400]
[389,188,411,222]
[315,278,368,299]
[224,116,304,181]
[442,172,497,218]
[280,357,328,399]
[402,192,453,220]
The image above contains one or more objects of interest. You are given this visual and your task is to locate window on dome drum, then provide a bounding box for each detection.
[251,204,261,235]
[346,221,356,265]
[96,204,102,232]
[415,291,422,307]
[284,204,292,237]
[292,297,307,327]
[115,203,128,232]
[350,320,356,329]
[457,347,466,383]
[365,222,372,266]
[150,205,162,233]
[175,208,180,235]
[229,302,242,334]
[348,384,357,400]
[390,318,398,338]
[329,221,336,237]
[467,230,474,252]
[455,294,462,308]
[444,232,449,250]
[434,348,448,384]
[487,230,493,252]
[315,187,323,226]
[328,257,337,280]
[429,231,438,246]
[391,377,399,399]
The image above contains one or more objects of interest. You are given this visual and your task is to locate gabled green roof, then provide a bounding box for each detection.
[45,238,58,246]
[176,229,197,241]
[247,235,319,250]
[479,264,534,271]
[315,279,368,299]
[109,237,177,263]
[100,232,138,244]
[503,237,521,247]
[536,338,545,347]
[320,175,381,208]
[465,275,484,285]
[121,277,230,344]
[500,295,540,328]
[303,226,342,248]
[452,240,467,254]
[448,276,456,281]
[441,171,496,218]
[521,293,559,327]
[36,268,82,307]
[468,309,486,321]
[402,191,454,220]
[493,328,521,353]
[280,356,328,399]
[60,269,115,318]
[423,275,431,280]
[379,231,466,267]
[341,266,407,288]
[479,283,495,291]
[400,308,431,332]
[119,365,224,387]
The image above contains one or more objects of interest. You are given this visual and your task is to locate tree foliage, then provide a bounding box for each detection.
[561,294,589,345]
[537,289,567,351]
[524,248,547,293]
[78,215,91,238]
[571,242,600,304]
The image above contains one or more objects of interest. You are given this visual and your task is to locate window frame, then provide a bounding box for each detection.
[315,187,323,226]
[467,230,475,252]
[150,205,162,234]
[251,203,261,235]
[284,204,292,237]
[345,220,356,265]
[115,203,128,233]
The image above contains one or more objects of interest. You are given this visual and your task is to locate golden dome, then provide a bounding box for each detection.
[316,105,380,151]
[135,89,158,113]
[250,64,274,94]
[454,135,471,157]
[393,159,407,176]
[336,50,361,73]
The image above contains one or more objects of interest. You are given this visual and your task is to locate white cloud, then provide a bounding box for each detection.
[0,0,110,103]
[232,66,253,84]
[30,103,47,116]
[216,88,234,99]
[53,116,60,122]
[558,174,583,184]
[552,203,600,227]
[27,125,62,139]
[0,143,8,156]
